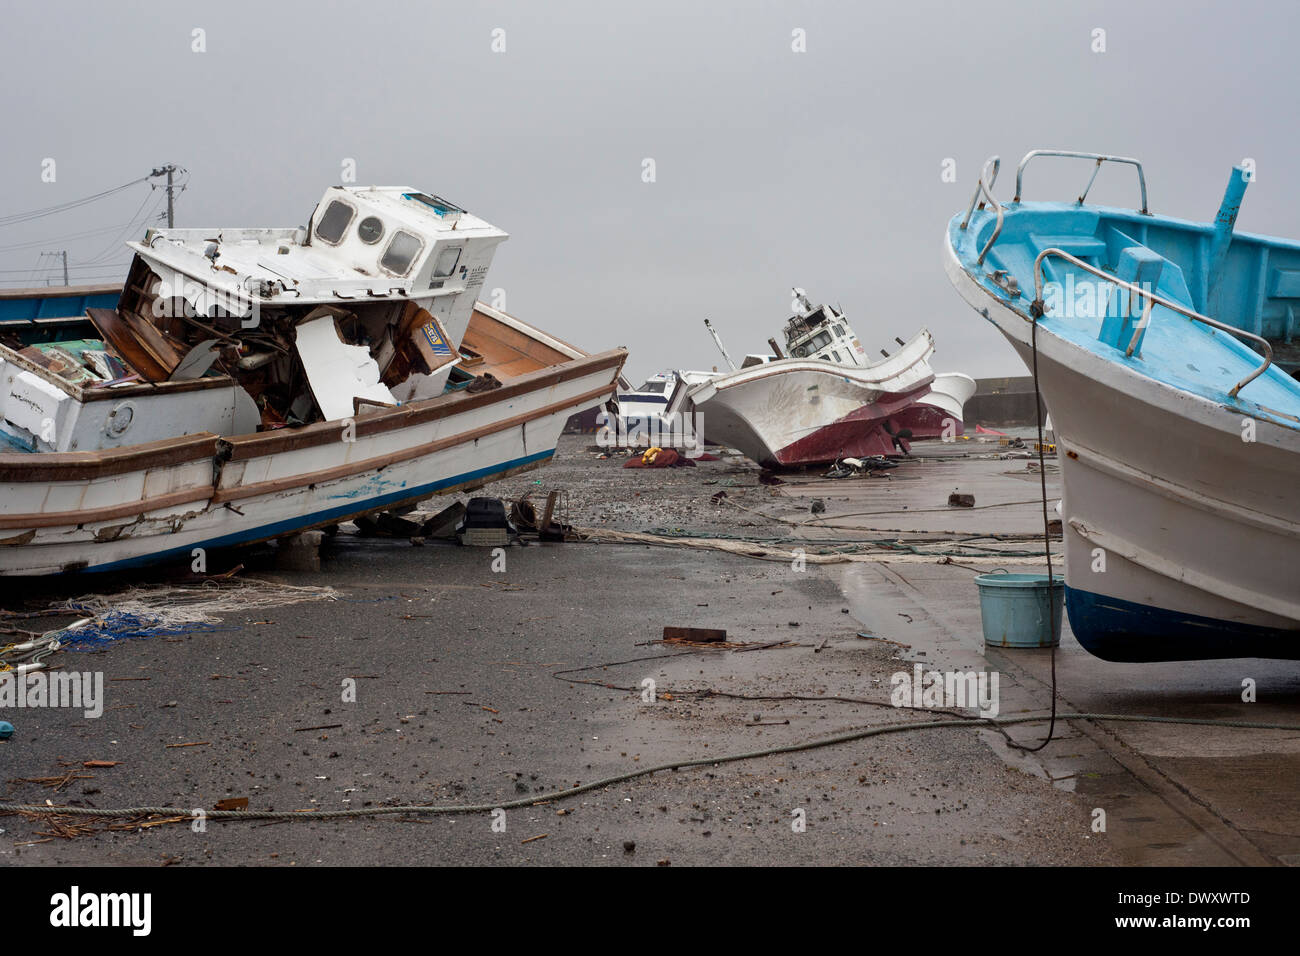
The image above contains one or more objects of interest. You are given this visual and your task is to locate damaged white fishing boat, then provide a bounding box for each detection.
[0,186,624,575]
[947,150,1300,661]
[684,290,972,466]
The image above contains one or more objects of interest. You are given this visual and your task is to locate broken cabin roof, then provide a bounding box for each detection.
[126,186,508,311]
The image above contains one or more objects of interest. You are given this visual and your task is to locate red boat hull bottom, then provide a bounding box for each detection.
[893,401,966,440]
[770,387,942,467]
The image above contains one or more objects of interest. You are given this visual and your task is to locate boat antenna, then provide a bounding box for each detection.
[703,318,737,371]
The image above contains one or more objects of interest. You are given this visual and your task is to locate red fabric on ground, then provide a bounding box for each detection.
[622,449,697,468]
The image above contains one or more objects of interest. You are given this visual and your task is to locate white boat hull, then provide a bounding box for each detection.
[918,372,976,425]
[945,244,1300,661]
[0,357,621,576]
[687,331,936,467]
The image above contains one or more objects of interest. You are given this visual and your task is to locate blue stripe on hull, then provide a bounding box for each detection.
[60,448,556,576]
[1065,586,1300,662]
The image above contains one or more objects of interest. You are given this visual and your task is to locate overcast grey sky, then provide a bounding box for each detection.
[2,0,1297,381]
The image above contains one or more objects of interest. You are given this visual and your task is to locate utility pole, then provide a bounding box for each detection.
[42,250,69,285]
[151,164,179,227]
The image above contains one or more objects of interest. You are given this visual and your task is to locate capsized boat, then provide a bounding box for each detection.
[684,290,963,467]
[946,149,1300,661]
[0,186,625,575]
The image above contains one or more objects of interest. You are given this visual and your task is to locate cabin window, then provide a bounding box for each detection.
[830,350,841,362]
[380,230,424,276]
[432,245,462,278]
[833,324,846,337]
[357,216,385,244]
[811,331,832,350]
[315,200,355,245]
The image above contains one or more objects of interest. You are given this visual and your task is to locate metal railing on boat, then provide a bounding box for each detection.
[1013,149,1150,215]
[1029,247,1274,398]
[963,150,1152,268]
[960,156,1004,266]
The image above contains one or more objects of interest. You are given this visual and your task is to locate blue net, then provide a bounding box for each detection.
[58,610,233,652]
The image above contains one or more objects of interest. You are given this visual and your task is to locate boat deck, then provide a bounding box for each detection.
[460,307,576,378]
[951,202,1300,429]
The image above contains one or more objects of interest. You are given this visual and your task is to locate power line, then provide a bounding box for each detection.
[0,216,164,254]
[82,189,167,265]
[0,165,185,287]
[0,175,151,228]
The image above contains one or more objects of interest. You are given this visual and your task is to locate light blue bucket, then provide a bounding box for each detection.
[974,572,1064,648]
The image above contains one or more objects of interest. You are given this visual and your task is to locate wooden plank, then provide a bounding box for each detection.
[663,626,727,643]
[86,307,172,381]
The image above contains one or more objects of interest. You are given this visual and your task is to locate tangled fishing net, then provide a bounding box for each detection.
[48,580,339,652]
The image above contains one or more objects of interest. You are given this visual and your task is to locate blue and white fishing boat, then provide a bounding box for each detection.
[946,150,1300,662]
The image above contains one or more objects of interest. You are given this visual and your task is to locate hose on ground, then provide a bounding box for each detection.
[2,712,1296,823]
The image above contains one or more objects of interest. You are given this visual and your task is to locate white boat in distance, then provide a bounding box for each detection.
[948,149,1300,661]
[0,186,624,575]
[683,290,972,466]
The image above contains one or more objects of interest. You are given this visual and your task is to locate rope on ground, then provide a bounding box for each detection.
[723,495,1052,530]
[59,580,339,630]
[2,712,1296,823]
[574,528,1057,565]
[801,497,1049,525]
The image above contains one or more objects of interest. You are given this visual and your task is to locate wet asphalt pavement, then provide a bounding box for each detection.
[4,434,1279,866]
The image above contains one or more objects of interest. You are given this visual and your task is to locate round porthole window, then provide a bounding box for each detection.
[357,216,385,244]
[105,402,135,438]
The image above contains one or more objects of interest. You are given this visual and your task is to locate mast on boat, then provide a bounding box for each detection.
[703,318,737,371]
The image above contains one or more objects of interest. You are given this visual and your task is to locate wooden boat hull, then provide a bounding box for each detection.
[0,341,624,576]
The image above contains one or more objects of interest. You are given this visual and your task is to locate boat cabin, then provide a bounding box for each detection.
[0,186,511,454]
[781,289,868,366]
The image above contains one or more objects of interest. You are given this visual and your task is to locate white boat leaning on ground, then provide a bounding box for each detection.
[686,328,937,467]
[947,149,1300,662]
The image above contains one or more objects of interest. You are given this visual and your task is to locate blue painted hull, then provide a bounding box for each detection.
[1066,587,1300,662]
[55,448,556,576]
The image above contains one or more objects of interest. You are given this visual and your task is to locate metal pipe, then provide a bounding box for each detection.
[1014,150,1149,214]
[1205,165,1250,315]
[960,156,1005,266]
[703,318,737,371]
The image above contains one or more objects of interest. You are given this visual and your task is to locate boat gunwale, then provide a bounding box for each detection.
[693,331,936,396]
[0,282,122,302]
[0,376,619,530]
[224,348,625,459]
[945,214,1300,433]
[0,348,627,482]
